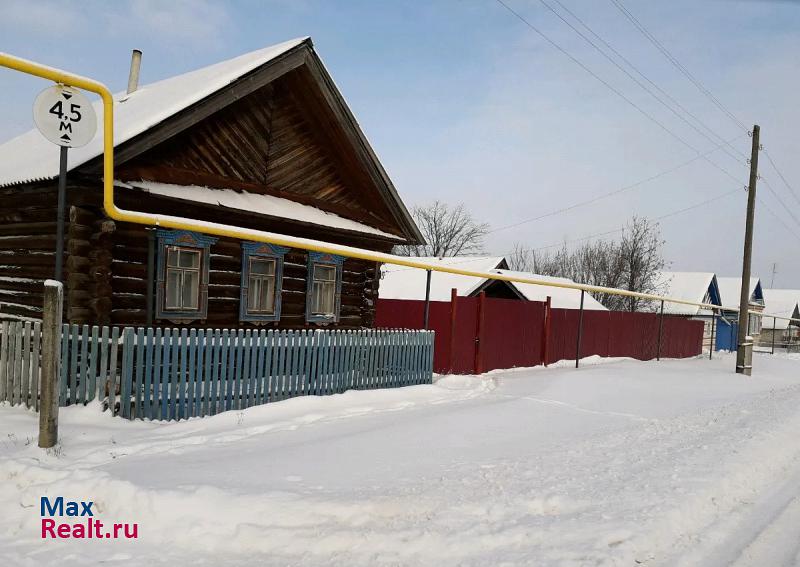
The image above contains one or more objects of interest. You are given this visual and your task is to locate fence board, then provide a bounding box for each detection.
[187,329,197,418]
[241,330,252,409]
[97,326,108,404]
[87,326,99,403]
[0,321,7,402]
[9,323,20,404]
[20,322,30,406]
[149,328,161,421]
[119,329,133,418]
[133,328,144,417]
[160,329,171,420]
[31,322,41,410]
[197,329,207,418]
[109,327,119,416]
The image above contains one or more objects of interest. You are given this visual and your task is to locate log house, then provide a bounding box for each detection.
[0,38,423,329]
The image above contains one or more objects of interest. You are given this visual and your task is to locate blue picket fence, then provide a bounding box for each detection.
[59,326,434,421]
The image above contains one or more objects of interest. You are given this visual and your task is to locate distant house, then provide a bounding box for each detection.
[657,271,721,351]
[491,269,607,310]
[379,257,522,301]
[715,277,765,350]
[759,289,800,349]
[378,257,608,310]
[0,38,423,328]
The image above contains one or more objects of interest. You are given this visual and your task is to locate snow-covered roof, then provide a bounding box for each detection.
[122,180,401,240]
[378,258,608,310]
[490,269,608,311]
[656,271,719,316]
[716,276,763,310]
[761,289,800,330]
[0,38,307,187]
[379,257,509,301]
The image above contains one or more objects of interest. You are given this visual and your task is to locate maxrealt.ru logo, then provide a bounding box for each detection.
[40,497,138,539]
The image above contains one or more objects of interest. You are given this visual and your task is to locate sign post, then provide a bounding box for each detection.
[32,85,97,280]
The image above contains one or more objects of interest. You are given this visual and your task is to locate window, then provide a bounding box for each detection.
[247,258,276,313]
[239,242,289,323]
[156,230,217,322]
[165,246,201,310]
[748,313,762,336]
[306,252,344,323]
[311,264,337,316]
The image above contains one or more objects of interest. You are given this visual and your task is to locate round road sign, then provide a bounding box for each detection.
[33,85,97,148]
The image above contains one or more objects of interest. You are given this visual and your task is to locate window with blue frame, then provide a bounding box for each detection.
[156,230,217,322]
[240,242,290,323]
[306,252,345,323]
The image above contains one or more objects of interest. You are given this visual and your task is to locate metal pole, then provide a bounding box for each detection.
[423,269,432,329]
[146,229,156,326]
[656,300,665,361]
[772,316,776,355]
[54,146,68,280]
[39,281,63,448]
[448,288,458,373]
[736,124,760,375]
[474,291,485,374]
[575,290,585,368]
[709,311,716,360]
[543,296,552,367]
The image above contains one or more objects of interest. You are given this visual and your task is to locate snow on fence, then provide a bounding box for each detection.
[58,326,434,421]
[0,321,42,410]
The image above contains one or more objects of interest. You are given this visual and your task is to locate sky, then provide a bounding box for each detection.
[1,0,799,286]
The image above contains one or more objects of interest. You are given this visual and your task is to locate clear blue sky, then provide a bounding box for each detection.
[2,0,799,286]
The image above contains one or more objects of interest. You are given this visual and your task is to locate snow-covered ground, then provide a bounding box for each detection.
[2,352,800,566]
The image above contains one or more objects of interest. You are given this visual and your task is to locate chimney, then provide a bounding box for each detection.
[126,49,142,95]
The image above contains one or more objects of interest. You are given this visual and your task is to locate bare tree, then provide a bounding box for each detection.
[618,216,666,311]
[510,217,665,311]
[508,242,538,271]
[395,200,490,257]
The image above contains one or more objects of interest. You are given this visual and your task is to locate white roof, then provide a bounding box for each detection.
[656,271,718,316]
[716,276,762,310]
[121,180,401,240]
[762,289,800,330]
[378,258,608,310]
[0,38,307,187]
[491,269,608,311]
[379,257,508,301]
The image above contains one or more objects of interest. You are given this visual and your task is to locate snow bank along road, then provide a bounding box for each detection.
[2,352,800,566]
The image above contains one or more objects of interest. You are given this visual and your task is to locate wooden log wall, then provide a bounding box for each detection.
[1,181,391,328]
[0,185,59,321]
[110,221,380,329]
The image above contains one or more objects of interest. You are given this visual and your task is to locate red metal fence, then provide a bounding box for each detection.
[375,293,704,374]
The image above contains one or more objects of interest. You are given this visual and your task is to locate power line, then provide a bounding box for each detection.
[384,187,740,273]
[495,0,696,151]
[494,0,744,187]
[547,0,748,163]
[760,177,800,230]
[756,195,800,243]
[526,186,740,252]
[763,149,800,208]
[608,0,748,132]
[488,133,745,235]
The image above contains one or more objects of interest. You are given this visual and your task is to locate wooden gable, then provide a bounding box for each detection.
[103,46,419,243]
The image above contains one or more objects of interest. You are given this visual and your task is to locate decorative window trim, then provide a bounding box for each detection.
[240,242,290,323]
[306,252,345,324]
[155,229,217,323]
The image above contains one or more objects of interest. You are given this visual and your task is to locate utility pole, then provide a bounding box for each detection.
[770,262,777,288]
[736,124,760,375]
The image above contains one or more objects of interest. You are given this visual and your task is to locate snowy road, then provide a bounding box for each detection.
[2,353,800,566]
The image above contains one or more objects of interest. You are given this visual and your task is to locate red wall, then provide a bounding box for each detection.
[376,296,704,374]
